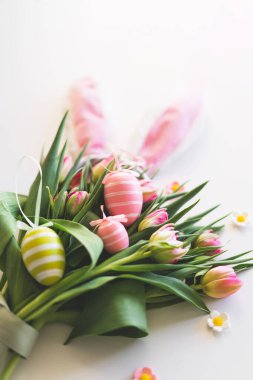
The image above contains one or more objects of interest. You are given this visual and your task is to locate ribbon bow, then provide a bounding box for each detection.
[90,206,127,227]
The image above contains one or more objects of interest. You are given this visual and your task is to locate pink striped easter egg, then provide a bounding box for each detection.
[97,219,129,254]
[103,171,143,226]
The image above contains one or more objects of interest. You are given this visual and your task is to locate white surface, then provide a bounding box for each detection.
[1,1,253,379]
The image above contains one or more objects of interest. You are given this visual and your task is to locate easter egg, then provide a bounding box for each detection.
[21,226,65,286]
[103,171,143,226]
[97,219,129,254]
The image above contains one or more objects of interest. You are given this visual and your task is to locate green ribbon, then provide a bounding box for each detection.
[0,295,38,359]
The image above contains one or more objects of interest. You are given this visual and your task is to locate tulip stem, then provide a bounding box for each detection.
[0,353,20,380]
[17,247,151,322]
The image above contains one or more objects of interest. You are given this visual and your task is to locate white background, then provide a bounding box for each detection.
[1,1,253,379]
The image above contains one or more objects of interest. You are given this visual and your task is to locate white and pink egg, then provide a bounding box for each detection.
[103,171,143,227]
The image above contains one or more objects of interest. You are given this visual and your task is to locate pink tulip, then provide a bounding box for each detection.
[69,77,108,154]
[66,190,89,216]
[139,98,202,170]
[92,155,115,182]
[139,179,158,203]
[195,230,222,255]
[149,224,189,263]
[138,208,168,231]
[201,266,242,298]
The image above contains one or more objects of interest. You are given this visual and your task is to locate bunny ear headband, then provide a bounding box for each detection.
[69,77,202,172]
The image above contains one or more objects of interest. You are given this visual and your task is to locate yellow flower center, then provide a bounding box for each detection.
[172,182,180,192]
[213,316,223,327]
[140,374,152,380]
[236,215,246,223]
[140,375,151,380]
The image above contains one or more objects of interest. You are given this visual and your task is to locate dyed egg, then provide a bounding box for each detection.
[97,219,129,254]
[21,226,65,286]
[103,171,143,226]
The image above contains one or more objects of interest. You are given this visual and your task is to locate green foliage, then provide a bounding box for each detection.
[4,238,41,311]
[24,112,68,218]
[0,112,252,380]
[67,279,148,341]
[51,219,103,268]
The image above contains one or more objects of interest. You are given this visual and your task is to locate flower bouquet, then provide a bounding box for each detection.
[0,106,251,380]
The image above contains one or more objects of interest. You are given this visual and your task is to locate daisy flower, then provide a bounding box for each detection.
[231,211,250,227]
[207,310,231,332]
[133,367,157,380]
[164,181,185,194]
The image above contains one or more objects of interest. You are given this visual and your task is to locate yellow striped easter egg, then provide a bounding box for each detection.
[21,226,65,286]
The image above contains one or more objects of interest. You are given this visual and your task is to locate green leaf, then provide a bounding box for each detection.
[24,112,68,218]
[52,140,67,196]
[120,273,209,313]
[5,237,41,311]
[176,204,220,230]
[0,210,17,271]
[67,279,148,341]
[0,192,27,217]
[129,227,155,245]
[147,298,183,309]
[168,267,203,279]
[53,145,88,217]
[99,241,147,267]
[111,263,207,273]
[51,219,103,268]
[66,211,100,256]
[166,181,208,217]
[169,199,200,224]
[0,301,39,359]
[80,156,91,191]
[160,192,186,203]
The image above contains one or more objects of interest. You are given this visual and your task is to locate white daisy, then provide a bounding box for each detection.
[207,310,231,332]
[231,211,250,227]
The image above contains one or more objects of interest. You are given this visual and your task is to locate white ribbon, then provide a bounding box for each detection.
[15,155,44,230]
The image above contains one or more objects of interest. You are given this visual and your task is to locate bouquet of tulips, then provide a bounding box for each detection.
[0,111,251,380]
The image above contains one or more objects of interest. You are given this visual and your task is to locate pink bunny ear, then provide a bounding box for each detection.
[69,77,108,155]
[138,98,202,169]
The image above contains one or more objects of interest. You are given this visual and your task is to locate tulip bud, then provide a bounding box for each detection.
[149,224,174,242]
[195,229,222,255]
[201,266,242,298]
[53,191,68,218]
[66,191,89,217]
[138,208,168,231]
[68,187,79,197]
[92,155,115,182]
[149,224,189,263]
[60,156,73,183]
[139,179,158,203]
